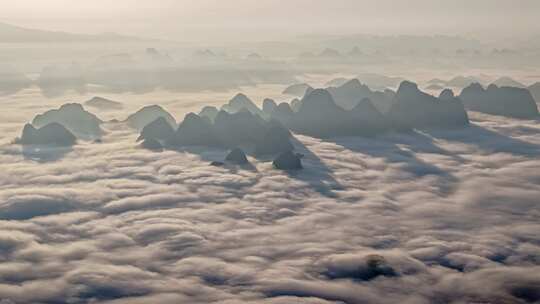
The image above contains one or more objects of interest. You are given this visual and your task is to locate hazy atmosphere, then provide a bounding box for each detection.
[3,0,540,40]
[1,1,540,303]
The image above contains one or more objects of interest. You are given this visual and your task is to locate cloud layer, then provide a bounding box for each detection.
[0,92,540,303]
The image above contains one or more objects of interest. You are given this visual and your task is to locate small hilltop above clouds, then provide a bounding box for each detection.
[136,117,175,142]
[31,103,103,139]
[16,123,76,147]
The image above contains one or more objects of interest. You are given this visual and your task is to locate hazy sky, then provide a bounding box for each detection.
[2,0,540,40]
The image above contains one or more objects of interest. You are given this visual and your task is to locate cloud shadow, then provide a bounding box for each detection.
[326,130,459,196]
[286,137,344,197]
[422,124,540,157]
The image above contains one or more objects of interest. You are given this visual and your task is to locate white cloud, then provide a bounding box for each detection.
[0,92,539,303]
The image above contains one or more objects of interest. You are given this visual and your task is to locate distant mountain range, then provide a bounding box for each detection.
[0,22,143,43]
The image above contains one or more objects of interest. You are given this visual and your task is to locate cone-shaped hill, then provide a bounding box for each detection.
[32,103,103,139]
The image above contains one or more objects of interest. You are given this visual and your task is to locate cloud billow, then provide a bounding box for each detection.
[1,88,540,303]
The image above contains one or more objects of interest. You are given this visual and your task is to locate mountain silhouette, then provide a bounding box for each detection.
[426,84,445,90]
[255,121,294,156]
[283,83,314,97]
[262,98,278,115]
[492,77,526,88]
[349,98,389,134]
[439,88,455,100]
[325,78,349,87]
[292,88,351,137]
[199,106,219,122]
[125,105,176,130]
[270,88,392,138]
[17,123,76,146]
[445,76,483,88]
[272,102,295,123]
[193,49,217,58]
[273,151,303,170]
[169,113,220,147]
[137,117,175,142]
[327,79,396,113]
[144,48,173,65]
[213,110,267,147]
[222,93,263,115]
[0,22,141,43]
[529,82,540,103]
[32,103,102,139]
[141,138,163,151]
[85,97,123,110]
[460,83,539,118]
[387,81,469,129]
[355,73,404,90]
[290,98,302,112]
[157,106,295,156]
[225,148,249,165]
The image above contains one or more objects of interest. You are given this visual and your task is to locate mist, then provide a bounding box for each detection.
[1,1,540,304]
[3,0,540,41]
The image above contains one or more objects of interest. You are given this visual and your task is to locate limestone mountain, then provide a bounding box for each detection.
[169,113,220,147]
[273,151,303,170]
[32,103,102,139]
[387,81,469,129]
[221,93,263,116]
[137,117,175,142]
[17,123,76,146]
[85,97,123,110]
[126,105,176,130]
[327,79,395,113]
[225,148,249,165]
[199,106,219,122]
[283,83,314,97]
[460,83,539,119]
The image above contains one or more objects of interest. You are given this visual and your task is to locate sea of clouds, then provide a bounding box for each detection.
[0,88,539,303]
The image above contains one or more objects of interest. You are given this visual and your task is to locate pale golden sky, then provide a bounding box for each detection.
[2,0,539,40]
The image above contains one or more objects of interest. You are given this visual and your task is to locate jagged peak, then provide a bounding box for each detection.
[146,116,170,126]
[468,82,485,90]
[353,97,377,109]
[487,84,499,90]
[340,78,367,90]
[182,112,205,124]
[231,93,251,102]
[22,123,36,133]
[397,81,419,94]
[302,89,334,103]
[140,104,167,112]
[439,89,455,100]
[276,102,293,113]
[58,103,86,111]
